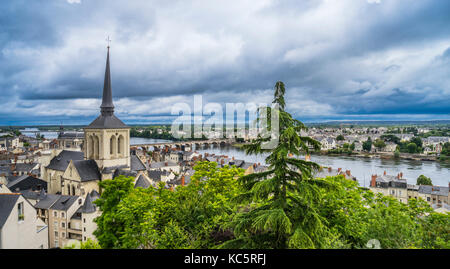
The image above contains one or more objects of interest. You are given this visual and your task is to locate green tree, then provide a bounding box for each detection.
[350,142,355,151]
[410,137,423,148]
[336,134,345,141]
[419,212,450,249]
[416,175,432,186]
[96,162,244,249]
[93,175,135,248]
[363,137,372,152]
[223,81,337,249]
[373,139,386,150]
[407,143,418,154]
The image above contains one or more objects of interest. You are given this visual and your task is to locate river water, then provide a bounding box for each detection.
[20,132,449,187]
[194,145,449,188]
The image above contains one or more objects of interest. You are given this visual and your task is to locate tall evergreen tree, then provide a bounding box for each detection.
[223,81,338,249]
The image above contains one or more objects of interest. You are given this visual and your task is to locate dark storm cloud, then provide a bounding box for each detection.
[0,0,449,125]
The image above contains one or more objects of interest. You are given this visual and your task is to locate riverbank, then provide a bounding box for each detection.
[231,142,448,163]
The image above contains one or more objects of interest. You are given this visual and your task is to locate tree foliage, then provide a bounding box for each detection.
[221,81,339,249]
[416,175,432,186]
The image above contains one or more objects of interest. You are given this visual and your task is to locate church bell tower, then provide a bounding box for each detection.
[84,46,130,169]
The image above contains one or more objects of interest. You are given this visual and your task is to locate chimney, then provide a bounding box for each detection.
[337,168,342,173]
[165,162,168,166]
[181,175,185,186]
[232,156,235,160]
[305,154,311,161]
[253,163,256,168]
[288,153,293,157]
[258,162,260,166]
[328,167,332,172]
[383,171,387,176]
[371,175,377,187]
[346,170,351,177]
[221,159,224,165]
[399,172,403,179]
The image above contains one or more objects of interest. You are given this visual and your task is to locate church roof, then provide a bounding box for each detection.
[85,114,128,129]
[46,150,84,171]
[73,160,101,182]
[85,46,128,129]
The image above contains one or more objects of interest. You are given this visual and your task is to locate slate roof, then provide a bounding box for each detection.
[418,185,449,197]
[50,195,80,211]
[73,160,101,182]
[130,154,146,171]
[148,170,169,182]
[0,193,20,228]
[6,175,47,192]
[46,150,84,171]
[149,161,178,169]
[19,189,41,201]
[102,165,128,174]
[58,132,84,139]
[112,168,137,179]
[84,114,129,129]
[85,48,129,129]
[81,191,100,213]
[34,194,61,210]
[134,174,151,189]
[14,163,38,172]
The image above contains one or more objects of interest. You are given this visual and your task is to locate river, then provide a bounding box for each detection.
[193,144,449,188]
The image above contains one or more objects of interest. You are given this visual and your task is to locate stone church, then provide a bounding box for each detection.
[44,47,148,196]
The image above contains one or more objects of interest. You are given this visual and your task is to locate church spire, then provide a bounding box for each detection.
[100,46,114,116]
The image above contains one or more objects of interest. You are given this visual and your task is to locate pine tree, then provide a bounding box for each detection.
[223,81,338,249]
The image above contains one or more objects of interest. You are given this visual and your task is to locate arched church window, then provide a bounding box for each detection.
[118,136,121,154]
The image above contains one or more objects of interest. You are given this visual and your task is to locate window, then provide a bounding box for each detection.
[54,211,57,217]
[54,221,58,230]
[61,222,65,228]
[61,212,65,218]
[62,232,65,238]
[55,231,58,237]
[427,197,430,202]
[84,227,86,232]
[55,240,59,248]
[83,218,86,223]
[17,202,24,221]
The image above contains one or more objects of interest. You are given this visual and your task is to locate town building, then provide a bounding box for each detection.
[0,193,48,249]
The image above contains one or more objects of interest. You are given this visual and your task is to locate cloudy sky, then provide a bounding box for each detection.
[1,0,449,126]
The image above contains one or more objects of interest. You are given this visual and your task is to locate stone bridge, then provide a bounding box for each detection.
[131,139,234,150]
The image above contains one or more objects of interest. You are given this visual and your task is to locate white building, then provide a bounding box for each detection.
[0,193,48,249]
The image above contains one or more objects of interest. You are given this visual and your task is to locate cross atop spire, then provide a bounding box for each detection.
[100,45,114,116]
[106,36,112,49]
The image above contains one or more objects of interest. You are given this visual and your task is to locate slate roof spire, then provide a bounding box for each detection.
[85,45,128,129]
[100,46,114,116]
